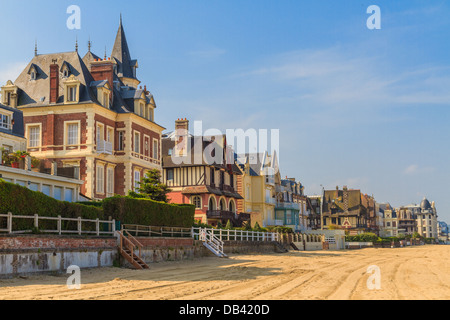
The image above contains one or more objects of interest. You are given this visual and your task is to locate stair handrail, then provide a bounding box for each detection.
[206,230,224,256]
[119,230,136,259]
[124,230,144,258]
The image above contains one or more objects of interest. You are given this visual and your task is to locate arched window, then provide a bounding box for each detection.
[209,197,216,211]
[191,196,202,209]
[220,198,226,211]
[229,200,236,213]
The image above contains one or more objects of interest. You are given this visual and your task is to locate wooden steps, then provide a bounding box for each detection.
[119,230,149,270]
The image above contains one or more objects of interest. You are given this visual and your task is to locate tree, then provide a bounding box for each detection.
[225,220,233,230]
[130,169,172,203]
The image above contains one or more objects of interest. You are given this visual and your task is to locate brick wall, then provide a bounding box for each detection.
[0,235,116,250]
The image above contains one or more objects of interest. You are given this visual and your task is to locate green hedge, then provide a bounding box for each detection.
[0,180,104,232]
[102,195,195,228]
[345,233,379,243]
[0,180,195,231]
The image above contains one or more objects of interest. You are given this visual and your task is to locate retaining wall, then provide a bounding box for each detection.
[0,234,117,278]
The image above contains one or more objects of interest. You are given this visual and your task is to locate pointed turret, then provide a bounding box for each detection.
[111,15,139,87]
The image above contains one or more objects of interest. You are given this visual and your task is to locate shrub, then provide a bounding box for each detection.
[102,195,195,228]
[0,180,104,232]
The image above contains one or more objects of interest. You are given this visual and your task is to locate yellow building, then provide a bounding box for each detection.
[236,152,280,228]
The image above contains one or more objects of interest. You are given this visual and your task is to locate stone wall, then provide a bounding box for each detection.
[0,235,118,278]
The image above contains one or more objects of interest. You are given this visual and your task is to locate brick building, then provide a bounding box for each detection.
[0,18,165,200]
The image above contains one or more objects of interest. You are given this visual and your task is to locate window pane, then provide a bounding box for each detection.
[54,187,62,200]
[68,123,78,145]
[42,185,51,196]
[64,189,73,202]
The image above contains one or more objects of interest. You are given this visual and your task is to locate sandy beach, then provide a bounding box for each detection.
[0,245,449,300]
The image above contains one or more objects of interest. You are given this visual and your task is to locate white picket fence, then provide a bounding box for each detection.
[0,212,116,236]
[192,227,279,242]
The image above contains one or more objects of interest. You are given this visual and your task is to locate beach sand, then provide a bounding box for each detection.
[0,245,449,300]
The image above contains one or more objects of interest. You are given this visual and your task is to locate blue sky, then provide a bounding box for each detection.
[1,0,449,221]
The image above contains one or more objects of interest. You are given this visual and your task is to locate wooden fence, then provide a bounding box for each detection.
[122,224,192,238]
[0,212,115,236]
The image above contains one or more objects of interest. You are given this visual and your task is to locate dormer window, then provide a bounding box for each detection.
[103,92,110,108]
[90,80,111,109]
[60,61,71,78]
[27,64,39,81]
[0,80,18,108]
[63,75,81,104]
[67,86,77,102]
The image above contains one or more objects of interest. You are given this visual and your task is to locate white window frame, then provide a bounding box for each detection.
[96,164,105,194]
[0,110,12,130]
[134,131,140,154]
[96,123,104,144]
[152,138,159,159]
[117,130,125,151]
[134,170,141,192]
[26,123,42,148]
[191,196,202,209]
[107,167,114,196]
[64,121,80,146]
[67,85,77,102]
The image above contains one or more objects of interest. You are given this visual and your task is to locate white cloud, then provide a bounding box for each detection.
[403,164,435,175]
[234,46,450,109]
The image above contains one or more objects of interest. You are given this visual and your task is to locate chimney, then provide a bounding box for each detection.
[174,118,189,157]
[49,61,59,104]
[90,59,115,103]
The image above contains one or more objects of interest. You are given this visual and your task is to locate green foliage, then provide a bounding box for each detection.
[345,233,379,243]
[0,180,103,232]
[132,169,172,203]
[0,180,194,231]
[102,195,195,228]
[225,220,233,230]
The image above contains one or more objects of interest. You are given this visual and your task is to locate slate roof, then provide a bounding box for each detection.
[162,134,237,170]
[322,188,363,216]
[111,16,137,80]
[0,103,25,138]
[14,51,95,107]
[8,19,163,130]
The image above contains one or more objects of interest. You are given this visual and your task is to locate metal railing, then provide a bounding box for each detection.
[0,212,115,236]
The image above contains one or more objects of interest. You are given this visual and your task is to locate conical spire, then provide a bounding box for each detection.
[111,14,137,79]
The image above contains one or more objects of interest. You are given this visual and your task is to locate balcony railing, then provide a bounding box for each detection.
[207,210,237,221]
[97,140,113,155]
[276,202,301,210]
[265,176,275,186]
[265,197,276,205]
